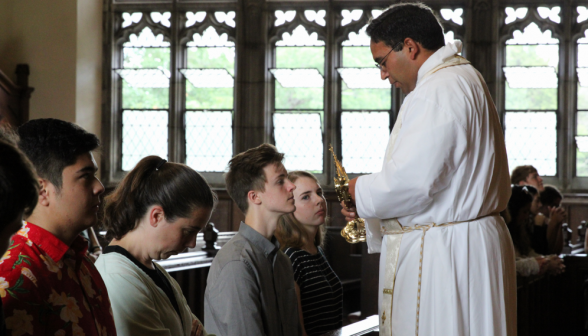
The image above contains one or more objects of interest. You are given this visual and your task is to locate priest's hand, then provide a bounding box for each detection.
[341,203,358,222]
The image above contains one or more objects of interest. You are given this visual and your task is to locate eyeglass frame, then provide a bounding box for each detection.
[375,41,404,70]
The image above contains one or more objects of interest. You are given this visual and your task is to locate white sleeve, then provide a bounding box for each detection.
[355,97,467,220]
[515,257,540,277]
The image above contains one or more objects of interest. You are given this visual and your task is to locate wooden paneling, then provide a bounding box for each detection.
[0,65,33,127]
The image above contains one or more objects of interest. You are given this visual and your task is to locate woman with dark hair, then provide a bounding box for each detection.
[95,156,216,336]
[506,185,564,277]
[275,171,342,336]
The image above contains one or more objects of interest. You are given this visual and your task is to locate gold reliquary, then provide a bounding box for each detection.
[329,145,366,244]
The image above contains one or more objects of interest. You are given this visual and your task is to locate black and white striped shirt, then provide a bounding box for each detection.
[284,247,343,336]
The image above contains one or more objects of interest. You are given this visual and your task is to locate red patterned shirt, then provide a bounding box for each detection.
[0,222,117,336]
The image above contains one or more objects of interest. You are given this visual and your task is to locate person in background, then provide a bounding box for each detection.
[96,155,214,336]
[204,144,301,336]
[275,171,343,336]
[0,118,116,335]
[0,137,39,335]
[511,165,545,192]
[538,185,565,254]
[506,185,564,277]
[526,186,549,255]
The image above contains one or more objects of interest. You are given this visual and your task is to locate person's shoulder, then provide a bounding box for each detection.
[0,235,41,273]
[211,233,256,273]
[95,253,142,278]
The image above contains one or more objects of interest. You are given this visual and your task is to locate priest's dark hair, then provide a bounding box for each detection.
[225,143,285,214]
[17,118,100,191]
[366,2,445,52]
[0,135,39,227]
[103,156,217,241]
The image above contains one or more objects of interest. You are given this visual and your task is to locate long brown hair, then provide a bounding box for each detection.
[275,171,327,250]
[103,156,217,241]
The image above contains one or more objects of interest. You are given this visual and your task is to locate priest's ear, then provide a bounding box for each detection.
[402,38,420,61]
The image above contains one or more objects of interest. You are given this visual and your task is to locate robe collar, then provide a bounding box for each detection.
[416,41,463,87]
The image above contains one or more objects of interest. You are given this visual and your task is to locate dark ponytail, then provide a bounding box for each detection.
[103,156,217,241]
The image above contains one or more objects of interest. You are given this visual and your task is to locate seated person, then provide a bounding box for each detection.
[511,165,544,191]
[506,185,564,277]
[96,156,214,336]
[204,144,301,336]
[538,185,565,254]
[275,171,343,336]
[525,185,549,255]
[0,138,39,334]
[0,119,116,335]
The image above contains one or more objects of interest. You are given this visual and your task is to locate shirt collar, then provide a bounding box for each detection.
[238,222,278,258]
[416,41,463,85]
[21,222,89,262]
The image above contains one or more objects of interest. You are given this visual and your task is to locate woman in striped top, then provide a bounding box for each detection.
[275,171,343,336]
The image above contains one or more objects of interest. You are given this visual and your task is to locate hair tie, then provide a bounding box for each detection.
[155,159,167,171]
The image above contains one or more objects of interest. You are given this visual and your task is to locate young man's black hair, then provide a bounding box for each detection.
[17,118,100,190]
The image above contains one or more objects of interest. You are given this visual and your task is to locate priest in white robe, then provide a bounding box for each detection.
[342,3,517,335]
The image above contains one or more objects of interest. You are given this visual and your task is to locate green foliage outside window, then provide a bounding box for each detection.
[505,45,558,110]
[122,47,170,109]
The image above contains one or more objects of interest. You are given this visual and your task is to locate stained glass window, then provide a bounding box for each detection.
[503,9,559,176]
[184,13,235,172]
[119,16,171,170]
[576,29,588,176]
[272,12,325,173]
[339,10,392,173]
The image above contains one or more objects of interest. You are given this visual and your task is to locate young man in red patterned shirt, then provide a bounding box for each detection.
[0,119,117,336]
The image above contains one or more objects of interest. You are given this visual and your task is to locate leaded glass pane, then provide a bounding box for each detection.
[274,113,323,173]
[276,47,324,72]
[186,87,233,110]
[342,112,389,173]
[184,25,235,170]
[271,69,324,88]
[440,8,463,25]
[342,46,373,67]
[506,23,558,45]
[124,27,170,48]
[504,67,557,89]
[506,45,558,67]
[579,6,588,23]
[304,10,326,26]
[537,7,561,24]
[579,85,588,109]
[505,7,528,24]
[505,87,557,110]
[182,69,233,88]
[122,13,142,28]
[342,84,390,110]
[215,11,236,28]
[338,68,390,89]
[275,10,296,27]
[186,11,206,27]
[505,112,556,176]
[276,25,324,47]
[187,47,235,74]
[122,110,168,171]
[275,87,323,110]
[341,10,362,26]
[505,25,558,111]
[186,111,232,172]
[342,25,370,47]
[151,12,171,27]
[117,69,170,88]
[577,112,588,176]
